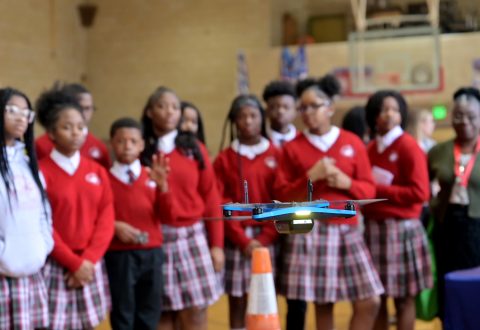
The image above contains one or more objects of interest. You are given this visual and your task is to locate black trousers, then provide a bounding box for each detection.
[105,248,163,330]
[435,205,480,319]
[286,299,307,330]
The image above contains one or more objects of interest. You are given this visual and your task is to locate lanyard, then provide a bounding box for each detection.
[453,137,480,187]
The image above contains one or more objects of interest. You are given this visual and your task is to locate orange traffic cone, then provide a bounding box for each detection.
[245,247,281,330]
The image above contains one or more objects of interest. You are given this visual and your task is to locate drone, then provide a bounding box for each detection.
[221,180,384,234]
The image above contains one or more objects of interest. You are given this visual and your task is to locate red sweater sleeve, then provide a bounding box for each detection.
[213,153,251,250]
[376,143,429,204]
[81,170,115,263]
[155,189,177,223]
[51,230,84,272]
[349,142,376,200]
[199,145,224,248]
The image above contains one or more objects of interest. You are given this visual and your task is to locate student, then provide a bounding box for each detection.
[342,106,370,144]
[428,87,480,318]
[363,90,432,330]
[214,94,279,330]
[275,75,383,330]
[140,86,224,330]
[179,101,206,144]
[0,87,54,329]
[106,118,173,330]
[36,83,111,168]
[36,86,114,330]
[407,109,436,153]
[262,80,297,147]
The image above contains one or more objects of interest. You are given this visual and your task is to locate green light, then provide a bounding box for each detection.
[432,105,447,120]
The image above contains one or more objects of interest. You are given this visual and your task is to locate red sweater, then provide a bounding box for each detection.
[36,133,111,169]
[274,130,376,225]
[109,167,174,251]
[161,144,223,248]
[40,156,115,272]
[213,144,280,250]
[363,133,429,221]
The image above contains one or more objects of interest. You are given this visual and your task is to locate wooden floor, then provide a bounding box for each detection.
[96,295,442,329]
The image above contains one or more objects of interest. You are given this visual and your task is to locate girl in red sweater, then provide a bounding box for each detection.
[140,86,224,330]
[36,86,115,330]
[214,94,279,330]
[363,90,432,330]
[36,83,111,169]
[275,75,383,330]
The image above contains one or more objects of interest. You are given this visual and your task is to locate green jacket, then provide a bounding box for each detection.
[428,139,480,222]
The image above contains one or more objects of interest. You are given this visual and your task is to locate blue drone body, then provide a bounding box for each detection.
[220,180,376,234]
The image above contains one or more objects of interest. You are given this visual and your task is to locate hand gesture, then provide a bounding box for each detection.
[69,259,95,287]
[210,247,225,272]
[307,157,336,182]
[149,153,170,192]
[115,221,141,244]
[325,166,352,190]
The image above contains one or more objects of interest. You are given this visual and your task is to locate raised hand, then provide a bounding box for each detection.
[149,153,170,192]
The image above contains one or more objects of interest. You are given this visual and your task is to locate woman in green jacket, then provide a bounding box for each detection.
[428,87,480,317]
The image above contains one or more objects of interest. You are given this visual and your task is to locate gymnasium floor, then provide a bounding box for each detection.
[96,295,442,329]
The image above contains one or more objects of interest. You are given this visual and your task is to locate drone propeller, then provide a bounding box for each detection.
[203,215,252,221]
[328,198,387,206]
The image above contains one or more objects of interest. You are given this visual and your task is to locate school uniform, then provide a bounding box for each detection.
[105,160,171,330]
[363,126,432,297]
[213,137,279,297]
[40,150,115,330]
[275,127,384,304]
[270,124,297,148]
[157,130,223,311]
[36,131,111,169]
[0,142,54,329]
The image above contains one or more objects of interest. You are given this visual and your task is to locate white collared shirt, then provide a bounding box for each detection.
[270,124,297,147]
[110,160,142,184]
[50,149,80,175]
[304,126,340,152]
[376,125,403,153]
[231,137,270,160]
[156,130,178,154]
[6,141,26,162]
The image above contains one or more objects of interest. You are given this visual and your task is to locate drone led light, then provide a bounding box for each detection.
[295,210,311,216]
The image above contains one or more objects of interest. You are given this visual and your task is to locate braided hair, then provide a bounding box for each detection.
[140,87,205,169]
[218,94,267,153]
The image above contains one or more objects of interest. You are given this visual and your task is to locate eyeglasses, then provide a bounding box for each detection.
[4,105,36,123]
[297,101,330,113]
[452,113,478,124]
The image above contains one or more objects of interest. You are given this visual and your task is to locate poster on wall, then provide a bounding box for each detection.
[473,59,480,89]
[280,45,308,82]
[237,51,250,95]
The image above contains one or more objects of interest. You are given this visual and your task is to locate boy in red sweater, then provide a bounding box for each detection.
[37,85,114,329]
[36,83,111,169]
[106,118,173,330]
[363,90,432,330]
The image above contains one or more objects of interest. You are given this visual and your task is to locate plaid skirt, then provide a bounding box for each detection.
[0,272,49,329]
[224,226,276,297]
[364,219,433,297]
[42,258,111,330]
[162,222,223,311]
[279,222,384,304]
